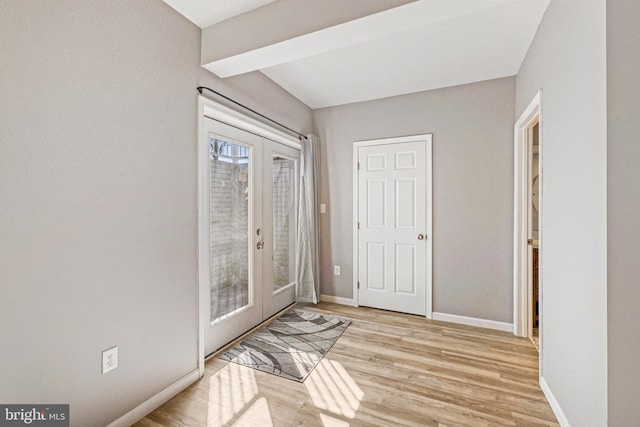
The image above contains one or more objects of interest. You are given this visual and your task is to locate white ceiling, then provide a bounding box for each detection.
[164,0,550,109]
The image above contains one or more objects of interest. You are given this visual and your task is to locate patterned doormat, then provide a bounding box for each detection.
[219,310,351,382]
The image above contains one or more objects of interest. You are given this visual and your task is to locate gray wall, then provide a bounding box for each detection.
[515,0,607,425]
[607,0,640,424]
[0,1,312,426]
[313,77,515,322]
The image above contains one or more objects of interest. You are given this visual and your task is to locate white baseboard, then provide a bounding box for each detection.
[432,312,513,332]
[540,376,571,427]
[320,294,355,306]
[106,368,200,427]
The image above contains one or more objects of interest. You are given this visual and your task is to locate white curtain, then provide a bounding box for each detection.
[296,134,320,303]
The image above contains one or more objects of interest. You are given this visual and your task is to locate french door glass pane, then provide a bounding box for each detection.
[210,137,251,322]
[272,155,296,291]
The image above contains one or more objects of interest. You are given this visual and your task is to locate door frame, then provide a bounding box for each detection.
[513,91,543,344]
[197,96,301,376]
[352,134,433,319]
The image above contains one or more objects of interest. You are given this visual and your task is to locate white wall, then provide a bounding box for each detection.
[314,77,515,322]
[515,0,607,425]
[0,1,312,426]
[607,0,640,424]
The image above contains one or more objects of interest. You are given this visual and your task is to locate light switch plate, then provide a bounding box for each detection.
[320,204,326,213]
[334,265,341,275]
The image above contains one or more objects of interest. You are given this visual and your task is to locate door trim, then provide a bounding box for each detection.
[513,91,542,341]
[197,96,302,376]
[352,134,433,319]
[199,96,302,150]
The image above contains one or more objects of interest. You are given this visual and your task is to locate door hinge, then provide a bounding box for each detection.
[358,162,360,170]
[358,222,360,230]
[357,281,360,289]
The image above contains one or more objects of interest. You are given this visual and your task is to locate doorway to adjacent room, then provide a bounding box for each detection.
[513,92,542,355]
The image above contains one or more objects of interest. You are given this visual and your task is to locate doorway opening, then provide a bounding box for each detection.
[530,122,540,351]
[513,91,542,357]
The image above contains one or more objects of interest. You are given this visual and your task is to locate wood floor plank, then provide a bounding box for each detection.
[134,303,558,427]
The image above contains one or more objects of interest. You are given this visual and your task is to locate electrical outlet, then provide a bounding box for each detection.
[102,346,118,374]
[334,265,341,276]
[320,204,326,214]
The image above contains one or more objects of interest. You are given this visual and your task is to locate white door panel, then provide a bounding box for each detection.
[366,242,386,291]
[396,178,416,228]
[366,180,387,227]
[357,138,430,316]
[395,244,417,295]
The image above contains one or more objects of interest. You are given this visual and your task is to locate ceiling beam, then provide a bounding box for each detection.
[201,0,415,77]
[201,0,515,78]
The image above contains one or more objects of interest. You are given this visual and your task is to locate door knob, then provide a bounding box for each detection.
[417,234,425,240]
[257,241,264,249]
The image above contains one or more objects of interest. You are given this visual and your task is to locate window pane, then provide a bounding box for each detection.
[210,137,251,321]
[272,156,295,291]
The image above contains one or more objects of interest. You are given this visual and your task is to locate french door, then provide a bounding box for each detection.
[200,118,299,355]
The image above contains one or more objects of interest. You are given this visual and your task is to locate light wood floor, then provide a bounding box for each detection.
[135,303,558,427]
[532,328,540,352]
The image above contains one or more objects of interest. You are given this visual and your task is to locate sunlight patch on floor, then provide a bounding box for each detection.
[207,363,259,427]
[288,346,320,379]
[231,397,273,427]
[304,359,364,418]
[319,413,350,427]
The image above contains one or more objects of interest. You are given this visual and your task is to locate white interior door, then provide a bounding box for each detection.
[200,118,299,355]
[357,136,431,316]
